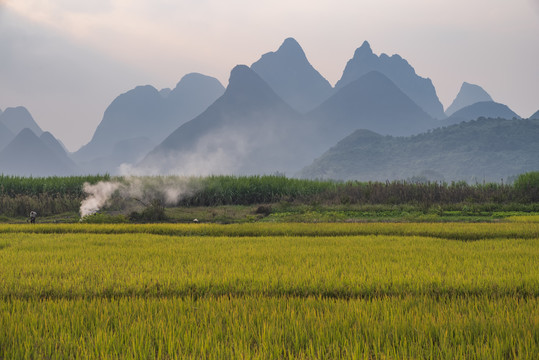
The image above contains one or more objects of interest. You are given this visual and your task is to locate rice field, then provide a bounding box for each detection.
[0,222,538,359]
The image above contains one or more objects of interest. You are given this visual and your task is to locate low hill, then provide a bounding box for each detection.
[309,71,434,150]
[445,82,493,116]
[440,101,520,126]
[0,128,78,176]
[0,106,43,136]
[529,110,539,119]
[299,118,539,182]
[335,41,445,119]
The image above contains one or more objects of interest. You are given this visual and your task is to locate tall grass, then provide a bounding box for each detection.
[1,174,538,218]
[1,296,536,359]
[0,174,109,196]
[0,175,110,217]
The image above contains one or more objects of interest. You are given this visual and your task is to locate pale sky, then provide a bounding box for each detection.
[1,0,538,151]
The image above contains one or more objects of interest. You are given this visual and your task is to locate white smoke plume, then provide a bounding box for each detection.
[79,176,201,218]
[80,181,121,217]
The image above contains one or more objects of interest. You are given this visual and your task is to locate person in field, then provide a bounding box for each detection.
[29,210,37,224]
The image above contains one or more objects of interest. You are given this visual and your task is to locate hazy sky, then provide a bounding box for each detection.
[1,0,538,151]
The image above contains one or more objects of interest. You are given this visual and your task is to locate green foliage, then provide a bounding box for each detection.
[513,171,539,202]
[0,174,111,217]
[129,200,168,222]
[0,174,110,197]
[80,213,129,224]
[1,174,538,221]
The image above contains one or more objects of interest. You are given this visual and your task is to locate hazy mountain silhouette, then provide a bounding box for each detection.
[159,88,172,98]
[250,37,333,113]
[73,85,165,165]
[0,108,2,115]
[308,71,434,151]
[445,82,493,116]
[442,101,520,126]
[299,118,539,182]
[529,110,539,119]
[0,106,43,136]
[335,41,445,119]
[166,73,225,120]
[139,65,313,175]
[73,73,224,173]
[0,121,15,151]
[0,128,78,176]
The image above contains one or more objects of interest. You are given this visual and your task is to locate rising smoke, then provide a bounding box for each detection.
[79,176,201,218]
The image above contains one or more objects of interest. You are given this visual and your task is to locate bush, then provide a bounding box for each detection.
[513,172,539,202]
[80,213,129,224]
[129,200,168,222]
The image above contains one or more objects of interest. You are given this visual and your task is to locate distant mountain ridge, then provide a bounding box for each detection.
[73,73,224,173]
[3,37,535,180]
[0,128,78,176]
[0,106,43,137]
[442,101,520,126]
[445,82,493,116]
[309,71,434,150]
[335,41,445,119]
[251,38,333,113]
[299,118,539,182]
[0,121,14,151]
[139,65,313,175]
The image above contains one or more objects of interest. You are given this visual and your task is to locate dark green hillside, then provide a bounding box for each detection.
[300,118,539,182]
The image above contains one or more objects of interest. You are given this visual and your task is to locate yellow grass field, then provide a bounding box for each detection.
[1,222,538,359]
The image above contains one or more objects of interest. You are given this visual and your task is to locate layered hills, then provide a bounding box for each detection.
[445,82,493,116]
[73,73,224,173]
[1,38,536,181]
[0,121,14,151]
[0,128,78,176]
[0,106,43,137]
[335,41,445,119]
[299,118,539,182]
[139,65,313,175]
[251,38,333,113]
[442,101,520,126]
[309,71,434,150]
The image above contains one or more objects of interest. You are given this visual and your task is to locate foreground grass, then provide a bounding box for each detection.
[2,296,537,359]
[0,223,538,358]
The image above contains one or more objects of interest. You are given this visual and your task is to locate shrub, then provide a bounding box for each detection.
[80,213,129,224]
[513,172,539,202]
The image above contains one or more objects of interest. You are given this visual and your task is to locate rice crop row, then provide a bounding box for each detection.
[2,221,539,240]
[1,231,537,300]
[1,296,537,359]
[1,223,537,358]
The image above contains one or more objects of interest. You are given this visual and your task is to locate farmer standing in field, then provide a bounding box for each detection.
[29,210,37,224]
